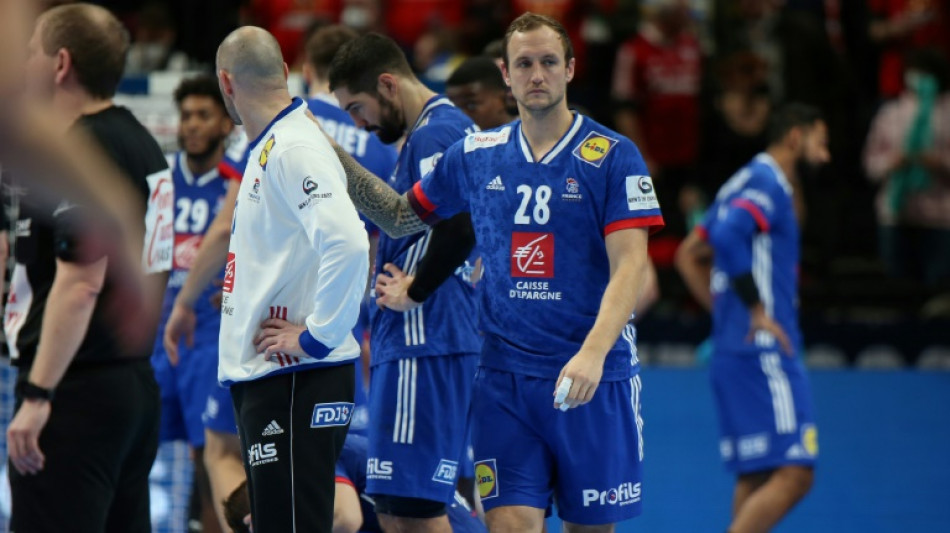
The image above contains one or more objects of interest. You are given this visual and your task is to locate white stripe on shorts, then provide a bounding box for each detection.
[760,352,796,434]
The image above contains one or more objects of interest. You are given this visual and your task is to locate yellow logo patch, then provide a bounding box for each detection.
[803,425,819,456]
[259,135,276,169]
[474,460,498,499]
[572,132,619,168]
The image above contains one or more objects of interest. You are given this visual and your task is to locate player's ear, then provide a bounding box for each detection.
[54,47,70,86]
[565,57,575,83]
[499,62,511,87]
[377,73,397,100]
[282,62,289,81]
[218,70,233,96]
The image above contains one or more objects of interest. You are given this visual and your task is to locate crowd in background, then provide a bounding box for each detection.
[43,0,950,362]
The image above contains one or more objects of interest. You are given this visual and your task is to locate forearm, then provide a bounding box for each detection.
[581,234,650,358]
[175,184,236,308]
[407,213,476,302]
[675,230,714,311]
[333,145,427,239]
[28,260,106,388]
[176,221,231,308]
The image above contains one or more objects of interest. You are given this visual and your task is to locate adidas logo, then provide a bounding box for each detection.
[262,420,284,436]
[486,176,505,191]
[785,444,806,459]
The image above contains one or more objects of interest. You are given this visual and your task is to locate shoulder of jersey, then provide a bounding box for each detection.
[569,117,627,168]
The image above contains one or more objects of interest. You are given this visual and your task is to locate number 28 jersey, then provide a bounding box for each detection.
[408,114,664,381]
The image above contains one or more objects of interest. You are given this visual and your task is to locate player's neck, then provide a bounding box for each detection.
[519,104,573,160]
[239,88,294,142]
[186,145,225,176]
[307,78,331,99]
[401,80,438,130]
[766,145,798,183]
[53,88,112,130]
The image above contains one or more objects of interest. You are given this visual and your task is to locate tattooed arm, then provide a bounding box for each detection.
[333,145,429,239]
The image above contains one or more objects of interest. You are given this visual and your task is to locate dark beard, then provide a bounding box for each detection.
[180,134,226,163]
[373,96,405,145]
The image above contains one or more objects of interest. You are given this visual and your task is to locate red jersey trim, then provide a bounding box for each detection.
[407,181,441,224]
[335,476,355,488]
[218,161,243,182]
[604,215,666,236]
[730,199,770,232]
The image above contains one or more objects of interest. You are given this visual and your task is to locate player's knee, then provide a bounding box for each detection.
[374,494,446,519]
[485,506,545,533]
[204,429,240,461]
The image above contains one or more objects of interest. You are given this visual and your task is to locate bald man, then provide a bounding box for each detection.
[214,27,369,532]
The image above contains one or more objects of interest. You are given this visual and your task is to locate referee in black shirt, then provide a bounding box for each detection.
[5,4,170,532]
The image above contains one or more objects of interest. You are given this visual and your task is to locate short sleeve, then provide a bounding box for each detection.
[727,179,782,233]
[407,140,470,225]
[54,202,113,264]
[603,139,665,235]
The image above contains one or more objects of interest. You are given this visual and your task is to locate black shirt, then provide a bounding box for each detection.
[6,105,168,369]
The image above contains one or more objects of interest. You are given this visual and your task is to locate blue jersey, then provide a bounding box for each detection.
[160,152,230,327]
[371,96,481,364]
[336,434,486,533]
[408,115,664,381]
[308,95,397,182]
[699,153,802,354]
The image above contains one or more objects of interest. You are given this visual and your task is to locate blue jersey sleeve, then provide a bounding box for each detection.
[603,139,664,235]
[358,136,398,182]
[707,174,783,276]
[407,136,470,224]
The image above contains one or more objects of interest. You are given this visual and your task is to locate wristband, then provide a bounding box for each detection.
[731,272,761,308]
[16,380,55,402]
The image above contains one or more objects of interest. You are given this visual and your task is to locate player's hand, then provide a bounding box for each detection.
[375,263,422,312]
[7,399,50,475]
[255,318,307,360]
[747,304,793,356]
[553,350,605,410]
[164,301,197,366]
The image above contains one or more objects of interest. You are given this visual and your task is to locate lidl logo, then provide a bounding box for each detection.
[802,424,819,456]
[573,132,618,168]
[475,459,498,499]
[259,134,276,169]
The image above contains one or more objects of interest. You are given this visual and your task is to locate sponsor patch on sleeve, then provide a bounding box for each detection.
[418,152,444,178]
[625,175,660,211]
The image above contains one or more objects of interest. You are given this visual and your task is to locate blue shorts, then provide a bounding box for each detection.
[711,350,818,474]
[152,332,219,447]
[366,354,478,503]
[472,368,644,525]
[202,381,238,435]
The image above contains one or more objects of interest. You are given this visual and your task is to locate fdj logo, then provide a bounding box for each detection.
[432,459,459,485]
[581,482,641,507]
[248,443,278,466]
[310,402,354,428]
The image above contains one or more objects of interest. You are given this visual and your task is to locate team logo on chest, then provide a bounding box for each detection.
[573,131,618,168]
[511,232,554,278]
[562,177,583,201]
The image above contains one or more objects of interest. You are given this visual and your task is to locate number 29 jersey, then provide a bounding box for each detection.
[409,114,664,381]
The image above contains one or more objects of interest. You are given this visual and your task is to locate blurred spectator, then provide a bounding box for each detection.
[125,2,190,74]
[413,27,466,93]
[868,0,950,100]
[384,0,462,49]
[445,55,516,130]
[611,0,702,236]
[701,51,772,194]
[242,0,341,65]
[863,48,950,286]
